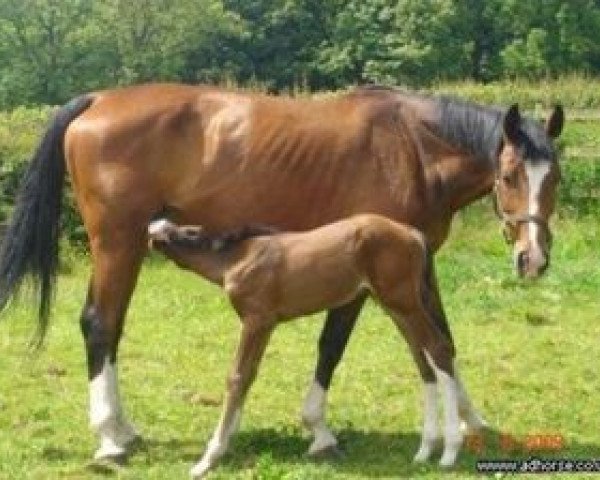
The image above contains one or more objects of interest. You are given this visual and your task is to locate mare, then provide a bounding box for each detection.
[148,214,478,477]
[0,84,563,472]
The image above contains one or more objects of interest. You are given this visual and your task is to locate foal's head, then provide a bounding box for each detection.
[148,219,205,248]
[494,104,564,278]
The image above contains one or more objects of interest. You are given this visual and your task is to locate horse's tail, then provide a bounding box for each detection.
[0,95,94,345]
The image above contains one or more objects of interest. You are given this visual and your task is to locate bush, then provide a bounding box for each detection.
[0,105,85,244]
[434,74,600,110]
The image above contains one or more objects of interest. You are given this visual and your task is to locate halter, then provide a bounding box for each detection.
[492,181,553,247]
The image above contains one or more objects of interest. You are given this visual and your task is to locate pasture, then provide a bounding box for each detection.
[0,116,599,479]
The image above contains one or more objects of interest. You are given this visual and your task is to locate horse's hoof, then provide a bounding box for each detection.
[439,452,458,468]
[190,459,212,479]
[93,441,129,466]
[413,449,432,463]
[306,443,344,461]
[461,417,488,433]
[89,452,128,470]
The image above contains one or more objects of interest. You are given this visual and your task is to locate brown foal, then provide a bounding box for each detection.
[148,214,483,478]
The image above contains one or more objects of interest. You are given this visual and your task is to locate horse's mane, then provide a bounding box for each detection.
[169,224,278,252]
[353,84,505,165]
[434,96,504,164]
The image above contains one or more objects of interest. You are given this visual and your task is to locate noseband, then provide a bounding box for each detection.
[492,184,553,247]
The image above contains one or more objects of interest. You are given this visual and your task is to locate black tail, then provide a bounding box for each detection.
[0,95,93,344]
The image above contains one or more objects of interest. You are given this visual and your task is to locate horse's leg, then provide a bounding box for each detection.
[421,346,462,467]
[191,319,273,479]
[301,293,367,456]
[81,225,145,461]
[422,262,486,432]
[409,349,440,463]
[380,274,461,467]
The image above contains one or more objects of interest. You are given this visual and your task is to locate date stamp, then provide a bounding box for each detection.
[464,432,565,455]
[464,432,599,474]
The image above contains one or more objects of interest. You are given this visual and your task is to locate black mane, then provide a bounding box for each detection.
[354,85,503,164]
[433,96,504,165]
[355,84,556,165]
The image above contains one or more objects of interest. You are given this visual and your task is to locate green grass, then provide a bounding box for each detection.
[0,204,599,480]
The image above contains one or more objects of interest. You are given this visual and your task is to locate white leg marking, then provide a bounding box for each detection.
[191,408,242,478]
[301,380,338,455]
[413,382,439,463]
[455,371,487,432]
[423,351,462,467]
[525,161,551,267]
[90,357,138,460]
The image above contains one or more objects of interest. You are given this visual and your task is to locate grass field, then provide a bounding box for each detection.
[0,115,599,479]
[0,202,598,480]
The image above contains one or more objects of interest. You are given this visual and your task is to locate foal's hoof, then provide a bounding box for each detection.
[306,443,344,461]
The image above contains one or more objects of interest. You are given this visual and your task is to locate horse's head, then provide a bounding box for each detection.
[494,104,564,278]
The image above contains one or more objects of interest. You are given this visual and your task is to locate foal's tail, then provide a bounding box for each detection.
[0,96,93,345]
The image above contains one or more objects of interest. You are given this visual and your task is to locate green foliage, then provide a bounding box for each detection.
[1,1,600,102]
[435,75,600,109]
[0,106,84,242]
[0,105,53,221]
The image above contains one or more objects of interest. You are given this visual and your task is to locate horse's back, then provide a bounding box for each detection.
[63,83,426,237]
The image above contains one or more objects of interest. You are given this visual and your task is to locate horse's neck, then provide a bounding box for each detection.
[429,151,495,212]
[412,95,500,212]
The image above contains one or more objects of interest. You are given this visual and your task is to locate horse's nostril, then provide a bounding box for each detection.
[539,256,549,274]
[517,251,528,272]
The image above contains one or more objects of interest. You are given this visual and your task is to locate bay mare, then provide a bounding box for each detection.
[0,84,563,472]
[148,215,485,477]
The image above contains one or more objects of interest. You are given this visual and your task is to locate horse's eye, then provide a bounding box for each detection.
[502,172,518,188]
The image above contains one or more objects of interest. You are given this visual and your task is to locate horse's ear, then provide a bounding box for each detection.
[546,104,564,139]
[503,104,521,144]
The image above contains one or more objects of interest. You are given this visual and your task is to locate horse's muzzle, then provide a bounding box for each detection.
[515,247,549,278]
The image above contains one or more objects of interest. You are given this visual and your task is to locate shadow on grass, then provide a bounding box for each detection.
[60,426,600,478]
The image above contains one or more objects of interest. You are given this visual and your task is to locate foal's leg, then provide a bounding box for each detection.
[82,227,145,460]
[191,320,273,479]
[302,293,367,456]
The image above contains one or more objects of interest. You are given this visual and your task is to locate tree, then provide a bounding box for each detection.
[0,0,100,106]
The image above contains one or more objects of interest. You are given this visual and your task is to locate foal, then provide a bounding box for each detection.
[148,214,483,478]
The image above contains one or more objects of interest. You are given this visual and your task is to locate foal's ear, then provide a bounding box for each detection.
[503,104,521,144]
[546,104,564,139]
